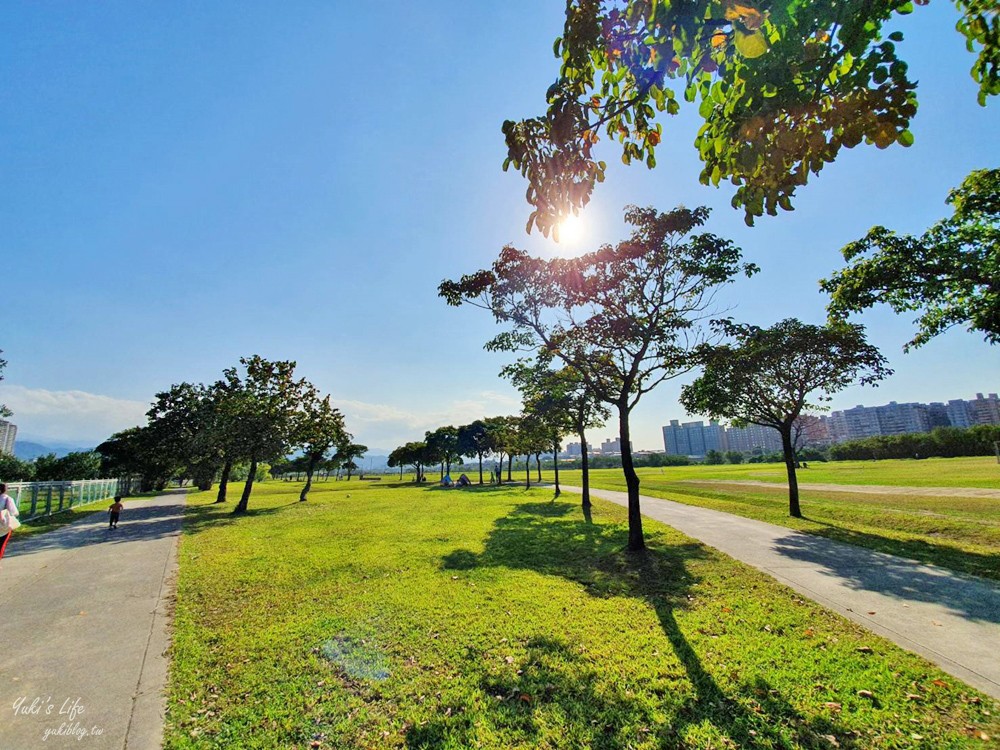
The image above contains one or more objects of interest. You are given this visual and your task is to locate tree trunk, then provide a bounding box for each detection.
[399,464,403,480]
[781,424,802,517]
[535,453,542,481]
[300,455,317,502]
[553,439,561,498]
[619,406,645,551]
[234,458,257,514]
[478,453,484,484]
[579,430,590,509]
[525,455,531,488]
[215,459,232,503]
[506,454,512,481]
[440,462,445,481]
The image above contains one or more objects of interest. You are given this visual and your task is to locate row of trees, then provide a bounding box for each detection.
[829,425,1000,461]
[96,356,364,513]
[0,451,103,482]
[441,206,892,550]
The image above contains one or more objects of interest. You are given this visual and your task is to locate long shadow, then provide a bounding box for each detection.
[772,531,1000,624]
[7,493,294,558]
[8,493,187,557]
[407,501,853,749]
[797,518,1000,585]
[660,483,1000,584]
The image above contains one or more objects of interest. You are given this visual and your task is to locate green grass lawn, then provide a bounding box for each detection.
[165,479,997,749]
[568,457,1000,488]
[551,461,1000,581]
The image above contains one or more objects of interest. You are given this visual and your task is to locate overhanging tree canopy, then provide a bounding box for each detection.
[821,167,1000,350]
[504,0,998,233]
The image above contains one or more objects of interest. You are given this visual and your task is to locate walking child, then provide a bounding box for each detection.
[108,496,124,529]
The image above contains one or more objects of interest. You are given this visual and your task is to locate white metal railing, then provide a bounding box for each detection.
[4,479,136,523]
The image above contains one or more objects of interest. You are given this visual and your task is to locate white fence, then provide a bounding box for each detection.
[5,479,134,523]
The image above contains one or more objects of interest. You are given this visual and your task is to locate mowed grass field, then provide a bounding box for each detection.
[549,458,1000,581]
[570,456,1000,488]
[166,479,998,749]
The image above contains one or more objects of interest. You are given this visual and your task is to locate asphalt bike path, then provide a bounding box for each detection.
[0,491,185,749]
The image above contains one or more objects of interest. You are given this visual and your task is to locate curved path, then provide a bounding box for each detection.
[681,478,1000,498]
[0,491,185,749]
[563,485,1000,699]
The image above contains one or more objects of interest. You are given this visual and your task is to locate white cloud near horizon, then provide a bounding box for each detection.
[334,390,524,450]
[0,385,148,444]
[0,384,526,452]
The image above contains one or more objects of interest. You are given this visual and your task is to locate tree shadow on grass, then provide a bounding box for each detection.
[408,501,854,749]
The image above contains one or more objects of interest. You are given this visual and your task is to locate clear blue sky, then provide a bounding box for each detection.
[1,2,997,451]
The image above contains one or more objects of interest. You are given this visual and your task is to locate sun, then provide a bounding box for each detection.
[554,213,585,246]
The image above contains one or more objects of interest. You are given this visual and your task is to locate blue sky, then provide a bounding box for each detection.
[1,2,997,451]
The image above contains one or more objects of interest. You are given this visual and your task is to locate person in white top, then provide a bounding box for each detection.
[0,483,20,562]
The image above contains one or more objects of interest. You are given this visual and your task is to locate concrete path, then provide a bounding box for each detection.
[680,479,1000,499]
[563,485,1000,699]
[0,491,185,749]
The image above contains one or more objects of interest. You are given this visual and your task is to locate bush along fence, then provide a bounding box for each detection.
[5,477,143,523]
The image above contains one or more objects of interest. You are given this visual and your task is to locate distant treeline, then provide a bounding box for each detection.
[828,425,1000,461]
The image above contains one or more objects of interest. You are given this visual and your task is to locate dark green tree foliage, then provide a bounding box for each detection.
[504,360,610,501]
[296,388,348,501]
[220,356,310,514]
[725,450,745,464]
[426,426,463,478]
[822,168,1000,350]
[704,449,725,465]
[97,426,177,491]
[680,318,891,517]
[0,453,34,481]
[458,420,496,484]
[332,443,367,480]
[504,0,999,233]
[442,205,755,551]
[829,424,1000,460]
[146,382,225,491]
[388,442,431,482]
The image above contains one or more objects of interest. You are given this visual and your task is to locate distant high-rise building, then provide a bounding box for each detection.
[600,437,632,455]
[0,420,16,455]
[969,393,1000,426]
[826,392,999,442]
[663,419,746,457]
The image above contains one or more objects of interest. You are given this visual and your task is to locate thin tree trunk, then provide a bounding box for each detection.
[619,406,645,551]
[300,455,317,501]
[234,458,257,514]
[506,454,512,481]
[579,429,590,509]
[478,453,484,484]
[535,453,542,482]
[440,462,445,481]
[781,424,802,517]
[553,439,561,498]
[525,455,531,488]
[215,459,232,503]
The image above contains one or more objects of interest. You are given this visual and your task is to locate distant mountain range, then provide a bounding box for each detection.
[12,441,393,469]
[14,441,95,461]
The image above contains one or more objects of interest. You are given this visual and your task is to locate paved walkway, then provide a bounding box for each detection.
[563,485,1000,699]
[681,479,1000,499]
[0,491,185,749]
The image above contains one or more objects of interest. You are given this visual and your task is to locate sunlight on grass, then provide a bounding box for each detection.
[165,478,998,749]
